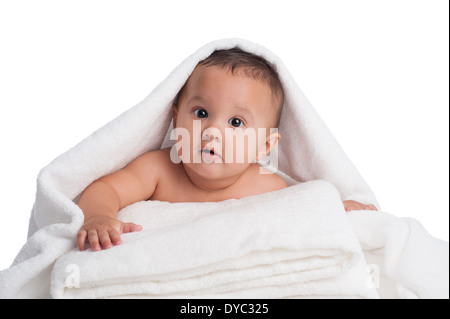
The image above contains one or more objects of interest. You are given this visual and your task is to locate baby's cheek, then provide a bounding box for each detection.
[222,135,247,163]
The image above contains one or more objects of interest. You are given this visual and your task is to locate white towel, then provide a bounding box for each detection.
[0,38,447,299]
[347,211,449,299]
[50,181,377,299]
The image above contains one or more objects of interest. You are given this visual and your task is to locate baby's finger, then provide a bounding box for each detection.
[77,229,87,251]
[366,204,378,211]
[108,229,122,246]
[88,229,101,252]
[98,229,113,250]
[121,222,143,234]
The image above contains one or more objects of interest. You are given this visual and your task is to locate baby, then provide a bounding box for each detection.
[77,48,377,251]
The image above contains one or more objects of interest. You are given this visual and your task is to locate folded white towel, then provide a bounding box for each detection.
[50,181,377,299]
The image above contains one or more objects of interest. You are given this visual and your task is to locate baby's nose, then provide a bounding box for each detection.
[202,127,223,142]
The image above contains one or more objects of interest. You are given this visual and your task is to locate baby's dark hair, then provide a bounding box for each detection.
[175,47,284,127]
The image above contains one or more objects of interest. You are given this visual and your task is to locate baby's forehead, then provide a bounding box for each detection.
[189,66,272,98]
[186,65,273,94]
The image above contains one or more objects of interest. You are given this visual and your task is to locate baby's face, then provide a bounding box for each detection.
[172,65,278,181]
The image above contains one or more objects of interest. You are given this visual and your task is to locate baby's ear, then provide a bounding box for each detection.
[171,104,178,127]
[257,131,281,161]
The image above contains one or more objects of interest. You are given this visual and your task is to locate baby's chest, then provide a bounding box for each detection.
[152,177,236,203]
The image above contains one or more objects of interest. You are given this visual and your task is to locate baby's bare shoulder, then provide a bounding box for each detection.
[125,148,172,175]
[141,148,171,161]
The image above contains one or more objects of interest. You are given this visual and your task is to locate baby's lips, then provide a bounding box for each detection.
[201,145,222,158]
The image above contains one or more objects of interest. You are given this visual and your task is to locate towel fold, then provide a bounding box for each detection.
[347,211,449,299]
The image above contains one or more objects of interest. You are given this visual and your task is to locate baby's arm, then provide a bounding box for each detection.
[343,200,377,212]
[77,152,159,251]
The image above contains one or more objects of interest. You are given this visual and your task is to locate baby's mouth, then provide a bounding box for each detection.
[201,146,221,159]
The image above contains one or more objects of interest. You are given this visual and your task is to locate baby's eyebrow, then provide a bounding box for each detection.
[187,96,206,104]
[233,105,254,120]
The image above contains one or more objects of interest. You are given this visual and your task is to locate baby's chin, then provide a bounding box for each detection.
[182,160,251,180]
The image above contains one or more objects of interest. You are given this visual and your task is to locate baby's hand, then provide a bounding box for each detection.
[77,215,142,251]
[343,200,377,212]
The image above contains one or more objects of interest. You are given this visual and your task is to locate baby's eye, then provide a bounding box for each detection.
[194,108,208,119]
[228,118,244,128]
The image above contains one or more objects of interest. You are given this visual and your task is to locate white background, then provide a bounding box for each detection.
[0,0,448,270]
